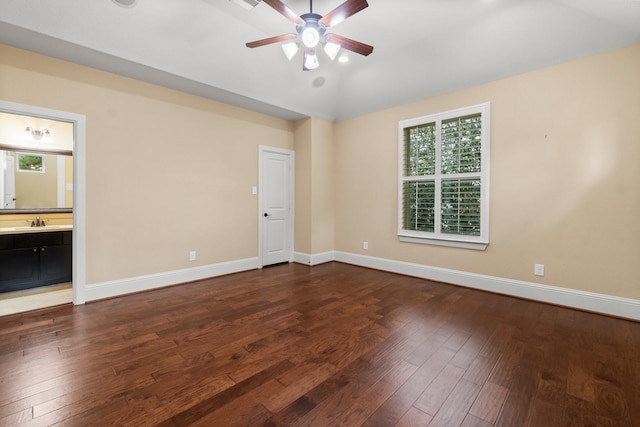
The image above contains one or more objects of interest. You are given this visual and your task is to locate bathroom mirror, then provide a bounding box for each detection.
[0,111,73,214]
[1,150,73,211]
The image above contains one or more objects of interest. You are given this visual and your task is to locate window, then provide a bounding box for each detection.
[17,153,45,173]
[398,103,490,250]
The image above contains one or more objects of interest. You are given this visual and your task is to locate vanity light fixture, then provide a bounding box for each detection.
[25,126,51,141]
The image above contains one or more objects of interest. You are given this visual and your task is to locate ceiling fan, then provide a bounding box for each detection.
[245,0,374,70]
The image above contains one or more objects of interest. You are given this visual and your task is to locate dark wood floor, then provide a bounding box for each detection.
[0,262,638,426]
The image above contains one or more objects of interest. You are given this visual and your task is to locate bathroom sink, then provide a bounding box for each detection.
[0,224,73,233]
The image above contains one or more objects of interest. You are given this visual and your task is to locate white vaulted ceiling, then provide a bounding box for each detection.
[1,0,639,121]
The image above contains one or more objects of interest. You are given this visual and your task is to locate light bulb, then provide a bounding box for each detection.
[301,26,320,48]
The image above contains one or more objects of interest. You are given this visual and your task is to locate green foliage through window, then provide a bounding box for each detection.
[441,178,481,236]
[399,104,489,245]
[403,180,435,232]
[441,114,482,174]
[404,123,436,176]
[18,154,44,172]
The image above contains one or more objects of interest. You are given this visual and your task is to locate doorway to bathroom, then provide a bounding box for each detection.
[0,100,86,314]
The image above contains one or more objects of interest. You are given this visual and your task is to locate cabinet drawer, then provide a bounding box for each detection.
[11,231,71,249]
[13,233,44,248]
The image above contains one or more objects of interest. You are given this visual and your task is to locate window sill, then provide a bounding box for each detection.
[399,235,488,251]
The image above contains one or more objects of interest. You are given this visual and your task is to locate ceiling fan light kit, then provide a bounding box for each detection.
[301,24,321,48]
[245,0,373,70]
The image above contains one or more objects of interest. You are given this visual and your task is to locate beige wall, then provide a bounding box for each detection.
[294,118,313,255]
[2,42,638,303]
[335,43,640,300]
[310,118,335,254]
[294,117,335,256]
[0,44,294,284]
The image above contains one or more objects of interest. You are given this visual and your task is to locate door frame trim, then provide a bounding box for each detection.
[258,145,294,267]
[0,100,86,304]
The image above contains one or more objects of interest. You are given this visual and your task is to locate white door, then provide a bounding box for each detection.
[2,154,16,209]
[260,147,293,266]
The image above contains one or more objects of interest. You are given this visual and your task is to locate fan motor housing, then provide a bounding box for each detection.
[298,13,325,34]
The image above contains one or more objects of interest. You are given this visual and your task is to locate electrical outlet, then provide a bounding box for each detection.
[189,251,197,261]
[363,241,368,250]
[534,264,545,276]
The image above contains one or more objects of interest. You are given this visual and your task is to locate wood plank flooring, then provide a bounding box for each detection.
[0,262,638,426]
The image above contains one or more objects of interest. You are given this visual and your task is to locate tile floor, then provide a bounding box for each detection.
[0,283,72,316]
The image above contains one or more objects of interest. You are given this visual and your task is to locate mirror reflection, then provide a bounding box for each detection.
[0,112,73,212]
[1,150,73,209]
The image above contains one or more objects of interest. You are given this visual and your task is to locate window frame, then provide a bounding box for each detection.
[398,103,490,250]
[16,152,46,173]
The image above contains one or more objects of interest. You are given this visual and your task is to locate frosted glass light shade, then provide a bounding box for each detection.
[324,41,341,60]
[302,27,320,48]
[282,42,299,60]
[304,51,319,69]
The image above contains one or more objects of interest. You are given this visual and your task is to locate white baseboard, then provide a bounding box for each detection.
[333,251,640,321]
[82,251,640,321]
[294,251,335,266]
[83,257,260,302]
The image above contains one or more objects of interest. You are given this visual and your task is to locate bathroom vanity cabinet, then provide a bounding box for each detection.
[0,230,72,293]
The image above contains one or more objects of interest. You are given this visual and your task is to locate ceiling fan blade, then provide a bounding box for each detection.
[263,0,304,25]
[326,34,373,56]
[319,0,368,28]
[246,33,296,48]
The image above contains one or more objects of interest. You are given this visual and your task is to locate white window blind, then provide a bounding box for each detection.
[398,103,490,249]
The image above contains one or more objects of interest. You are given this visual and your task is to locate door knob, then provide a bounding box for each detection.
[264,212,271,217]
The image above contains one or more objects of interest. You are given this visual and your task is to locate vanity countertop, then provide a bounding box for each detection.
[0,225,73,236]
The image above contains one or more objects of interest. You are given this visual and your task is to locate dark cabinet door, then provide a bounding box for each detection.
[40,245,72,286]
[0,248,40,293]
[0,231,72,294]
